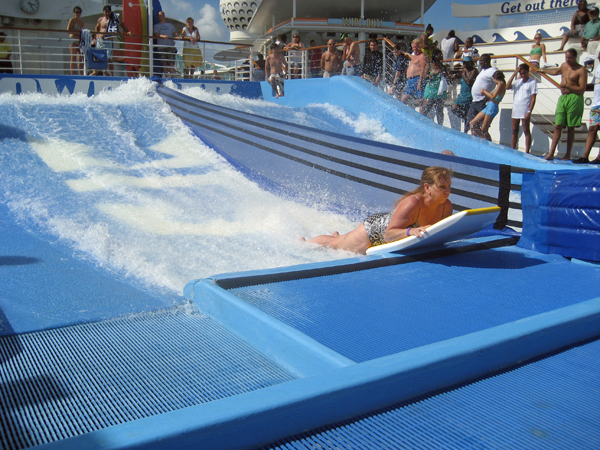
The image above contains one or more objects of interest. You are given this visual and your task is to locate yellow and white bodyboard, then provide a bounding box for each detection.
[365,207,501,256]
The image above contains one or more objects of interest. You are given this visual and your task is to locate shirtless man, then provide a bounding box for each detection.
[401,39,428,112]
[541,48,588,160]
[265,43,287,98]
[342,35,360,76]
[321,39,342,77]
[95,5,131,76]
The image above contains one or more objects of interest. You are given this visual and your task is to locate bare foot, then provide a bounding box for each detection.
[544,155,554,160]
[298,237,306,242]
[331,231,340,237]
[560,155,571,161]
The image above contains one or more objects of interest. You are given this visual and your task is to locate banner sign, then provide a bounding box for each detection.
[452,0,579,18]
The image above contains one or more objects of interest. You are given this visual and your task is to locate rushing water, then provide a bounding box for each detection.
[0,78,372,299]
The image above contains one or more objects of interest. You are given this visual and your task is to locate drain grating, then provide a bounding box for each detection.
[0,307,295,450]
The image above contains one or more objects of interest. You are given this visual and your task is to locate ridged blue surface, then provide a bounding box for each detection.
[0,307,295,450]
[258,338,600,449]
[231,246,600,363]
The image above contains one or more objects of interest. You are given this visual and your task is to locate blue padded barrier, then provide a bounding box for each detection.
[519,169,600,261]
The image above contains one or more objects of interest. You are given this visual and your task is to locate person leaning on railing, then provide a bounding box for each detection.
[0,32,13,74]
[67,6,84,75]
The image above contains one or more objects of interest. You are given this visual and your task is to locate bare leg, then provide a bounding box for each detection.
[557,34,569,51]
[511,118,520,149]
[545,125,563,160]
[522,116,532,153]
[481,115,493,141]
[581,124,599,159]
[562,127,575,160]
[306,223,371,254]
[469,111,486,138]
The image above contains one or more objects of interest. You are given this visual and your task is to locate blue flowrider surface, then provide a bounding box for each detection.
[230,245,600,363]
[0,203,184,337]
[258,337,600,449]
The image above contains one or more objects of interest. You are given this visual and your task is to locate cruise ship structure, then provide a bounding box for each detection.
[0,1,600,450]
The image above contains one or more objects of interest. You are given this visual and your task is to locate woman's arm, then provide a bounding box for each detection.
[541,43,547,64]
[506,67,519,90]
[383,196,423,241]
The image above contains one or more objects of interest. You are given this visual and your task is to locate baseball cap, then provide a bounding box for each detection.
[462,56,473,62]
[583,55,595,65]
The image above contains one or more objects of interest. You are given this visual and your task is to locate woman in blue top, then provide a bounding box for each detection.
[302,167,453,254]
[469,70,506,141]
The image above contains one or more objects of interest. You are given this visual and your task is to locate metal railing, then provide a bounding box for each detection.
[0,26,246,79]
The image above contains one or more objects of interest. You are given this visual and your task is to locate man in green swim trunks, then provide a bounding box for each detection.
[541,48,588,160]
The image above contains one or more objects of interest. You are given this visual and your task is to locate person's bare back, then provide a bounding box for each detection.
[265,50,286,75]
[343,37,360,67]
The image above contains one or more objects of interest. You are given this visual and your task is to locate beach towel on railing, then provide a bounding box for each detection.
[106,13,121,35]
[79,29,92,55]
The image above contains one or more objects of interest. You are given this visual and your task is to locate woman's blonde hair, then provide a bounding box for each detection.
[394,166,453,206]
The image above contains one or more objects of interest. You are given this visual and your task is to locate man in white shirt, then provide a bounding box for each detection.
[441,30,459,64]
[153,11,178,76]
[574,55,600,163]
[507,63,538,153]
[467,54,497,136]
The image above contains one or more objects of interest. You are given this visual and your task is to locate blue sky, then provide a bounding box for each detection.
[158,0,491,43]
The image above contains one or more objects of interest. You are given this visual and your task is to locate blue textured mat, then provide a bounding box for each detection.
[231,246,600,363]
[0,307,295,450]
[258,337,600,449]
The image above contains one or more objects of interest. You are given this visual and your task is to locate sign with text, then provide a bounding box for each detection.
[452,0,579,18]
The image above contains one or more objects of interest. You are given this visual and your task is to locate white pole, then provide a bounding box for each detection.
[361,0,364,19]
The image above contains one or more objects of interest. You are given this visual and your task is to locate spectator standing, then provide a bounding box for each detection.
[95,5,131,76]
[401,39,428,112]
[342,34,360,76]
[441,30,459,65]
[390,43,410,99]
[470,70,506,141]
[181,17,202,79]
[540,48,587,160]
[254,53,266,81]
[284,33,304,78]
[309,40,322,77]
[153,11,178,76]
[419,24,438,60]
[574,55,600,163]
[266,43,287,98]
[422,49,448,125]
[451,56,478,132]
[362,39,383,85]
[558,0,590,51]
[529,33,547,69]
[456,37,478,60]
[211,70,221,80]
[67,6,84,75]
[321,39,342,77]
[467,54,497,137]
[581,7,600,52]
[507,64,538,153]
[0,33,12,74]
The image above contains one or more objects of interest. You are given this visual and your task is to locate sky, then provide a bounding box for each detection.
[156,0,491,44]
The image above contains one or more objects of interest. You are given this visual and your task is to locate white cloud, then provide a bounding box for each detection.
[195,3,229,43]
